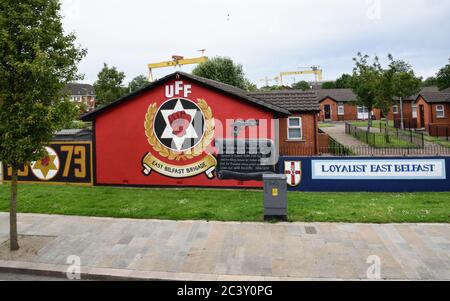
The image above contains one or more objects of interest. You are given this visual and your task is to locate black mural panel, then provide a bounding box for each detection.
[2,142,93,185]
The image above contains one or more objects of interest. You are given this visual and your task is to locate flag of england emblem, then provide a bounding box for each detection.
[285,161,302,187]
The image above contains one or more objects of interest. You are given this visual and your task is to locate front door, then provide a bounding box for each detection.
[324,105,331,120]
[419,105,425,128]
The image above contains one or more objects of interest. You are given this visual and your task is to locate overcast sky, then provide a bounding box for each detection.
[61,0,450,87]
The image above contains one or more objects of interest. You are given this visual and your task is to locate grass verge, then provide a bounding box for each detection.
[0,184,449,223]
[349,120,394,129]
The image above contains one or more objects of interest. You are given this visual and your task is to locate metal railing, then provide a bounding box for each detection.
[429,124,450,141]
[346,123,424,148]
[279,145,450,157]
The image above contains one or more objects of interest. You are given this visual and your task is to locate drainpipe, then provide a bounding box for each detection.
[400,97,404,130]
[314,112,318,155]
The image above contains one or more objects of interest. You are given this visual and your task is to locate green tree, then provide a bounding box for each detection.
[292,81,311,91]
[128,75,149,93]
[260,85,283,91]
[0,0,86,250]
[422,76,437,87]
[386,56,421,129]
[372,55,421,138]
[351,53,381,131]
[436,59,450,90]
[192,56,250,90]
[244,79,258,92]
[94,63,126,106]
[335,74,354,89]
[321,81,336,89]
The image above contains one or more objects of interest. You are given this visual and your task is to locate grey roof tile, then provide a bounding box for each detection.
[64,83,95,96]
[248,90,320,112]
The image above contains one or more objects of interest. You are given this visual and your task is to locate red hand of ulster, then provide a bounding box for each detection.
[168,111,192,137]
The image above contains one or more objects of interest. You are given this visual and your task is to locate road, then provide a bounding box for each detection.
[0,272,74,281]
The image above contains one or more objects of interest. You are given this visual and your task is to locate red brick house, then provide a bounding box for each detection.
[317,89,381,121]
[247,90,320,156]
[81,72,319,188]
[415,90,450,133]
[64,83,96,112]
[387,87,439,129]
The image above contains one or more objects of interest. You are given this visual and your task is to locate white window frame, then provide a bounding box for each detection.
[287,117,303,140]
[412,103,417,119]
[338,104,345,116]
[436,105,445,118]
[393,105,399,114]
[357,106,369,120]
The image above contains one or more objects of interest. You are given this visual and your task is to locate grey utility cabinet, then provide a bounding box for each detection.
[263,174,288,221]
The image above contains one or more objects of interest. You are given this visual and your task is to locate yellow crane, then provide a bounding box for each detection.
[260,76,281,87]
[279,66,323,85]
[147,50,208,82]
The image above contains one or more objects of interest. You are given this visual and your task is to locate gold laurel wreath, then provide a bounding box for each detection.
[144,99,215,161]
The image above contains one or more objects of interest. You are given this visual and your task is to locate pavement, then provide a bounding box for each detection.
[321,123,369,148]
[0,213,449,281]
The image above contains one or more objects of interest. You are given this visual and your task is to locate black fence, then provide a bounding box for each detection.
[280,145,450,157]
[429,124,450,141]
[346,123,424,148]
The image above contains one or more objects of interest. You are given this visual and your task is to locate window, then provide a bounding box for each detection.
[287,117,302,140]
[436,105,445,118]
[393,105,398,114]
[357,106,368,114]
[338,105,345,116]
[412,103,417,118]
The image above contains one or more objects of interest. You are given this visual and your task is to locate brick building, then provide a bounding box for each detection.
[81,72,319,188]
[247,90,320,156]
[387,87,439,129]
[416,90,450,133]
[64,83,96,112]
[317,89,381,121]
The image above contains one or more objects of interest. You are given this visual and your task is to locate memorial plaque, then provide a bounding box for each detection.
[215,139,276,181]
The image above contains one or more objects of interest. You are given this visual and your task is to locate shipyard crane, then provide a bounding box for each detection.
[279,66,323,85]
[147,50,208,82]
[260,76,281,87]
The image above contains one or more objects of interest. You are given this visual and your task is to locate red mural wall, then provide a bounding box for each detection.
[94,78,276,188]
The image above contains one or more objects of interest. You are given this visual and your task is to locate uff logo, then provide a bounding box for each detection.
[153,98,205,152]
[142,81,217,179]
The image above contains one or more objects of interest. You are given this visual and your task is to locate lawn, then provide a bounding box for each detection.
[351,130,416,148]
[349,120,394,129]
[0,184,449,223]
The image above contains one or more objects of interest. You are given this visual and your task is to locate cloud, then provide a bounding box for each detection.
[61,0,450,85]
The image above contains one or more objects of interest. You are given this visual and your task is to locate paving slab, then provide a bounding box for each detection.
[0,213,449,280]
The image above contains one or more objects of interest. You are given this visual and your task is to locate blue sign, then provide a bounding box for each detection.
[279,157,450,192]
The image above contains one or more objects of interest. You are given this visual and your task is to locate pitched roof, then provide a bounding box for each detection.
[53,129,92,141]
[442,87,450,93]
[315,89,357,102]
[247,90,320,112]
[418,91,450,103]
[397,86,440,101]
[64,83,95,96]
[82,72,289,121]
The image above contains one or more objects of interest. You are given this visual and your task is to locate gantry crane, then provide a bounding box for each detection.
[279,66,323,85]
[260,76,281,87]
[147,50,208,82]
